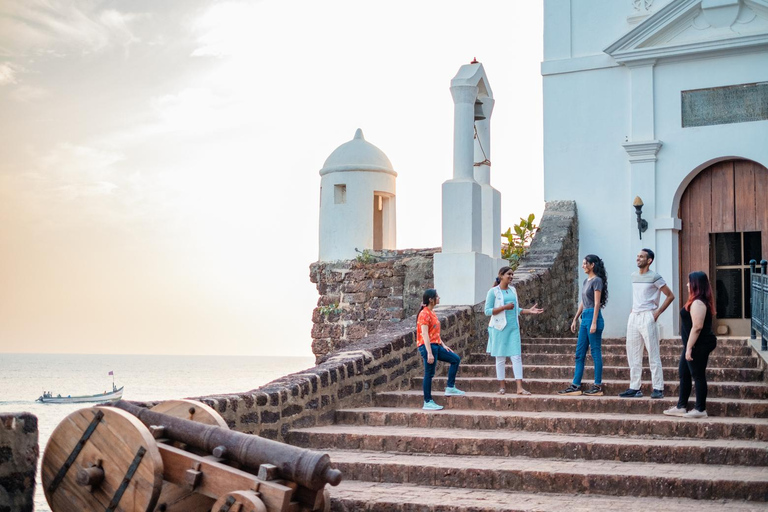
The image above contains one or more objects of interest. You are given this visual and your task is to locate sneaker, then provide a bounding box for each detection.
[650,389,664,399]
[683,409,708,419]
[557,384,582,396]
[444,386,466,396]
[663,406,687,417]
[583,384,603,396]
[422,400,444,411]
[618,388,643,398]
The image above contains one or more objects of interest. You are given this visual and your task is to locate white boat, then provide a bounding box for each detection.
[36,383,124,404]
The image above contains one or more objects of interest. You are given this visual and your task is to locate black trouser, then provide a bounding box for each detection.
[677,338,716,412]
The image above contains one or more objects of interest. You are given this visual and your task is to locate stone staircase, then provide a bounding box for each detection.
[290,337,768,511]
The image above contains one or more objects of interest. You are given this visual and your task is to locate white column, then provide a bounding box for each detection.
[435,65,495,305]
[655,218,682,338]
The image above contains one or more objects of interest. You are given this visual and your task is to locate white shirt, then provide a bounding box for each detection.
[631,270,666,313]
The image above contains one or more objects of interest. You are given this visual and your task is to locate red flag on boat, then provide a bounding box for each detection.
[108,371,114,375]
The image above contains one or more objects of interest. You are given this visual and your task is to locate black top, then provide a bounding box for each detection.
[680,301,716,347]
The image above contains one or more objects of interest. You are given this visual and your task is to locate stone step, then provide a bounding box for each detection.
[374,390,768,417]
[520,337,751,348]
[329,481,761,512]
[416,377,768,400]
[447,364,766,382]
[333,407,768,441]
[518,342,753,356]
[291,425,768,466]
[465,352,758,368]
[323,450,768,501]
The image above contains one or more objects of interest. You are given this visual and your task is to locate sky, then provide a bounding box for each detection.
[0,0,544,357]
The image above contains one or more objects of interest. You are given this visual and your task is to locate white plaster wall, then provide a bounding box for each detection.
[543,1,768,336]
[319,171,396,261]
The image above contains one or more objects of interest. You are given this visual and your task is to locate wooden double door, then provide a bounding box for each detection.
[679,159,768,334]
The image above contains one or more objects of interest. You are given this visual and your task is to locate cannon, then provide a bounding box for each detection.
[41,399,341,512]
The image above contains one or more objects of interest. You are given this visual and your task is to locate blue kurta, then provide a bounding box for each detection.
[485,287,522,357]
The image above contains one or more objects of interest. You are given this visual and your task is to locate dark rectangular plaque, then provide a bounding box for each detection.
[682,82,768,128]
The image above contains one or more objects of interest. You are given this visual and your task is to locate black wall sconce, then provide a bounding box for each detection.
[633,196,648,240]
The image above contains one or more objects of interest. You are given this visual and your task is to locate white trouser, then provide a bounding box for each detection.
[495,355,523,381]
[626,311,664,391]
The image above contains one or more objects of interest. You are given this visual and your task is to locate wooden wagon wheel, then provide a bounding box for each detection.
[42,406,163,512]
[150,399,228,428]
[151,399,229,512]
[212,490,268,512]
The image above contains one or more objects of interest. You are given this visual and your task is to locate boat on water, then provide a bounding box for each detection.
[36,383,124,404]
[37,371,124,404]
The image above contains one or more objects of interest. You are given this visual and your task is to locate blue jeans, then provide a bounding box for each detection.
[418,343,461,402]
[572,308,603,386]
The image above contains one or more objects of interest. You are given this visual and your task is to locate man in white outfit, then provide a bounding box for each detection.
[619,248,675,399]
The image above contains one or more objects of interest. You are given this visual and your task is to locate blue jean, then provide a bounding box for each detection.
[418,343,461,402]
[572,308,603,386]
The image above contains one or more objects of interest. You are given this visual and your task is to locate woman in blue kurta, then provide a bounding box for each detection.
[485,266,544,395]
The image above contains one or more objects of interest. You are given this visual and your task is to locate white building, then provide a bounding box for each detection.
[543,0,768,337]
[318,129,397,262]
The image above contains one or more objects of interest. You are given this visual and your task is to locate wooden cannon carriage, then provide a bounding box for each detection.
[41,399,342,512]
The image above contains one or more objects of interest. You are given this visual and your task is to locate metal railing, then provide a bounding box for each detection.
[750,259,768,351]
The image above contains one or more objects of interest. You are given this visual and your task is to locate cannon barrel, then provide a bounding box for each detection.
[110,401,342,491]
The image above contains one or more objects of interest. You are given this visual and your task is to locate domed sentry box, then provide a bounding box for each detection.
[41,400,341,512]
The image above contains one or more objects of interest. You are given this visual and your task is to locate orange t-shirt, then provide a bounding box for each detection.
[416,307,441,347]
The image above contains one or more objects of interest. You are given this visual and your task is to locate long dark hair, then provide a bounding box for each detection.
[684,271,716,315]
[585,254,608,308]
[419,288,438,315]
[494,266,512,286]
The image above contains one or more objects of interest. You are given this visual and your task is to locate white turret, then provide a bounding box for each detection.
[318,129,397,261]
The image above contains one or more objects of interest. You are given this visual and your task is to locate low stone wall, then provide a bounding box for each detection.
[471,200,579,351]
[309,248,437,361]
[192,305,475,442]
[0,413,38,512]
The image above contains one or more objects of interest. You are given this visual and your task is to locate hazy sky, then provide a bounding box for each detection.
[0,0,544,357]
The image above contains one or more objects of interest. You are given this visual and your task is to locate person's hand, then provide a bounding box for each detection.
[507,302,515,310]
[443,345,454,353]
[528,303,544,314]
[653,310,660,322]
[427,353,435,364]
[590,324,597,334]
[685,348,693,362]
[570,319,577,333]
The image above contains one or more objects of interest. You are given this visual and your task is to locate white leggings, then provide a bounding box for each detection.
[495,355,523,381]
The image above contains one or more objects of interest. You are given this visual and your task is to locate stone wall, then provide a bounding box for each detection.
[191,305,475,442]
[309,249,437,361]
[473,200,579,350]
[0,413,38,512]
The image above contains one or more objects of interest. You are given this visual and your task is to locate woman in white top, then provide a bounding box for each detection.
[484,266,544,395]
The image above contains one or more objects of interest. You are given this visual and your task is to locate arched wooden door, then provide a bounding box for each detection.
[679,159,768,334]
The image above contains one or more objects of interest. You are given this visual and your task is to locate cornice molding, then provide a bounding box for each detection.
[622,140,663,162]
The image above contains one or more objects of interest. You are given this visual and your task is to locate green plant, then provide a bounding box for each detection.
[355,249,376,264]
[317,303,342,315]
[501,213,538,270]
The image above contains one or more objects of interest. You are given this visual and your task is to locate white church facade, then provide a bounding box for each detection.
[543,0,768,337]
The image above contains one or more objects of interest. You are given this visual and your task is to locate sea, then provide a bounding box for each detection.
[0,353,315,511]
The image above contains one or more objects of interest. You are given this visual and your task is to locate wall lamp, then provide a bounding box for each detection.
[633,196,648,240]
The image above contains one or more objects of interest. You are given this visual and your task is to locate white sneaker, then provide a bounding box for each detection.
[683,409,708,419]
[422,400,444,411]
[444,386,466,396]
[663,406,687,417]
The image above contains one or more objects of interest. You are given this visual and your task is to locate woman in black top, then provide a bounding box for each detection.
[663,271,717,418]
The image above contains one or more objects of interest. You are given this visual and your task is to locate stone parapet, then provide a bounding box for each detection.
[309,248,438,361]
[0,413,38,512]
[191,304,475,442]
